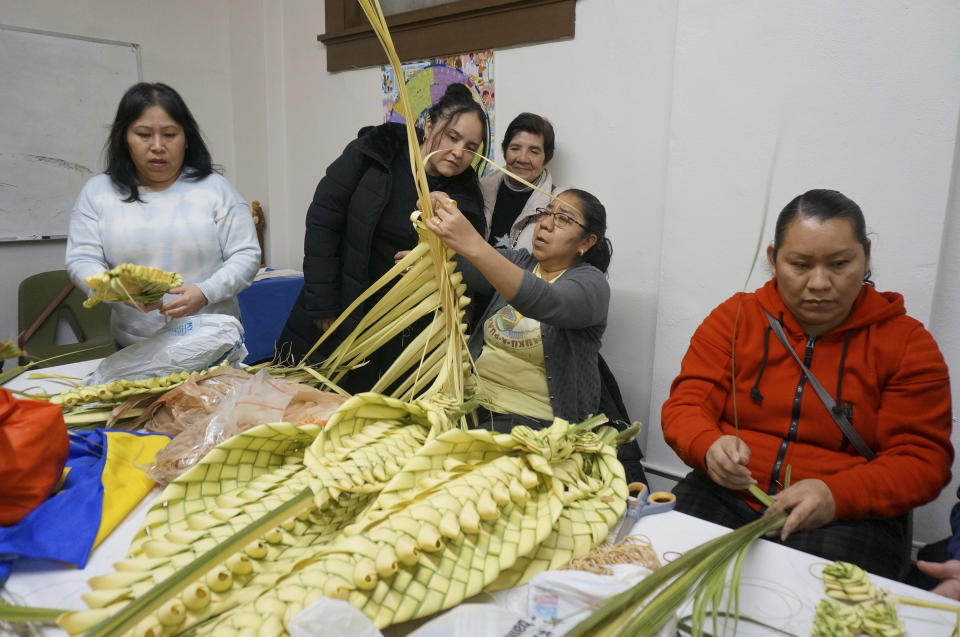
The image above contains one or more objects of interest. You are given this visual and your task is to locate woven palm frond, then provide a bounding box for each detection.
[83,263,183,309]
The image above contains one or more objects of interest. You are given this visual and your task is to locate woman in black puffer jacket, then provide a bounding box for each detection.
[278,84,487,392]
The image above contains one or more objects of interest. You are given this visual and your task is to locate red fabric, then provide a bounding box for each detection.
[0,387,69,525]
[662,279,953,520]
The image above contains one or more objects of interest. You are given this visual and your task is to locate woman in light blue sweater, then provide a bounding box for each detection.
[65,83,260,346]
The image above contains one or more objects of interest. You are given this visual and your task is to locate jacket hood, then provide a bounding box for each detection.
[355,123,423,168]
[756,278,906,336]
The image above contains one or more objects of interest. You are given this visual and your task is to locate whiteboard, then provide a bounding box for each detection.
[0,25,141,241]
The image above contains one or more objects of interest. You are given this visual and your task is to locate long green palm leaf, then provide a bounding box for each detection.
[565,512,787,637]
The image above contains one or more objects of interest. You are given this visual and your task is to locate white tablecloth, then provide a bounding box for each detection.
[626,510,960,636]
[3,359,102,395]
[7,508,959,636]
[4,362,959,635]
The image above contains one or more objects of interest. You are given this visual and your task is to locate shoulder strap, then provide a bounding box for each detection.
[764,310,876,460]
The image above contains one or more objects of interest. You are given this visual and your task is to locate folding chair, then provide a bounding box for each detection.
[18,270,115,368]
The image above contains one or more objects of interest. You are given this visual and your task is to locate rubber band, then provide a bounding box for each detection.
[808,560,829,581]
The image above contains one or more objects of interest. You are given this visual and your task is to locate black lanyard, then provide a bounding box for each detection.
[764,311,876,460]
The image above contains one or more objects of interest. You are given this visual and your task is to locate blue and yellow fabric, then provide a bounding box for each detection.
[0,429,170,583]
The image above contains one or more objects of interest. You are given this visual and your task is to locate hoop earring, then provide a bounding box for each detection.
[578,249,584,257]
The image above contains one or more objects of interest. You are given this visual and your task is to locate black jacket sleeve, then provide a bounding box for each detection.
[444,170,486,237]
[301,138,370,317]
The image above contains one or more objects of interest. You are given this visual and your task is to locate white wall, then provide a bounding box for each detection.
[3,0,960,547]
[644,0,960,546]
[270,0,384,272]
[928,110,960,549]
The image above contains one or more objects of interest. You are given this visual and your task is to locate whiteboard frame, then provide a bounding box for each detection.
[0,24,142,242]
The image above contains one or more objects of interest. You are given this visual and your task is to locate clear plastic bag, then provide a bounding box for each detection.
[86,314,248,385]
[134,367,252,436]
[145,371,296,484]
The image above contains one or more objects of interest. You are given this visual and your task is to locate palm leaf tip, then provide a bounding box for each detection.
[0,339,22,359]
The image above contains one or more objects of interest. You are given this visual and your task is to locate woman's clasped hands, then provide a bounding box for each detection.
[426,191,484,253]
[161,283,208,319]
[128,284,207,319]
[706,434,836,541]
[125,283,207,319]
[765,479,836,541]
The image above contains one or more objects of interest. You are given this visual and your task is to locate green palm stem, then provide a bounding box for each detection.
[0,345,103,386]
[0,603,65,624]
[565,510,787,637]
[22,371,83,383]
[719,540,751,634]
[84,487,314,637]
[885,593,960,614]
[881,592,960,635]
[1,361,63,388]
[682,516,760,637]
[297,244,428,366]
[691,543,742,637]
[614,421,643,444]
[62,406,146,429]
[624,512,786,637]
[297,365,350,396]
[573,412,610,432]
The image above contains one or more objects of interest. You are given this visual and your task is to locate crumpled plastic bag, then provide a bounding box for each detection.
[288,598,383,637]
[86,314,247,385]
[145,370,296,484]
[123,367,253,435]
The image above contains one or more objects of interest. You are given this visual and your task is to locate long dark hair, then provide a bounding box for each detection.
[104,82,213,202]
[564,188,613,273]
[773,189,872,284]
[422,83,489,162]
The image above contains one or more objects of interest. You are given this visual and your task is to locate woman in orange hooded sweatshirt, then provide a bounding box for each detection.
[661,189,953,579]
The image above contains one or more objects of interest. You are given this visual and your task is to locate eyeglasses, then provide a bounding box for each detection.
[534,207,587,230]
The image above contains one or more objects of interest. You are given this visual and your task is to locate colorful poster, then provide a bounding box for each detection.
[381,49,495,174]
